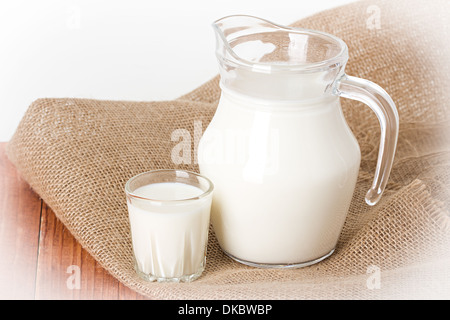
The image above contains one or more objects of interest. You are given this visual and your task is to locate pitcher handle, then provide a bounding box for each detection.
[334,75,399,206]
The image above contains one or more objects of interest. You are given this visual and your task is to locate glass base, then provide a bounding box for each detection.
[134,258,205,283]
[223,248,335,269]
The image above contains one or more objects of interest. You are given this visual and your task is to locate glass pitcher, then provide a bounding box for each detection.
[197,15,399,268]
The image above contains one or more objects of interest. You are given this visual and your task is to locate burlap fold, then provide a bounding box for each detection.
[6,0,450,299]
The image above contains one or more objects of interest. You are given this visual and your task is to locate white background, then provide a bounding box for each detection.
[0,0,357,141]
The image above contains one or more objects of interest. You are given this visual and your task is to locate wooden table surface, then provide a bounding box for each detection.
[0,142,148,300]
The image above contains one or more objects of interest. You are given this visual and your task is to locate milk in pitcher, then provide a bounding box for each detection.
[198,88,361,266]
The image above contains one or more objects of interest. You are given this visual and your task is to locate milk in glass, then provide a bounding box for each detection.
[127,182,212,281]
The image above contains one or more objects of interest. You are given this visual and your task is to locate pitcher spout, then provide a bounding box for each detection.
[212,15,286,70]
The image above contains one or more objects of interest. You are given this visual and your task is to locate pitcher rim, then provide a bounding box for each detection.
[212,14,349,73]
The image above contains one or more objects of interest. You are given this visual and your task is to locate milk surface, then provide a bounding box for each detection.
[127,183,211,279]
[198,90,361,265]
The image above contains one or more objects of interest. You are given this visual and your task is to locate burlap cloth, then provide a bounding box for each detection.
[6,0,450,299]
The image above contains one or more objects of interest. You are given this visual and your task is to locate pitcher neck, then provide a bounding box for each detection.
[219,67,345,102]
[219,83,340,110]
